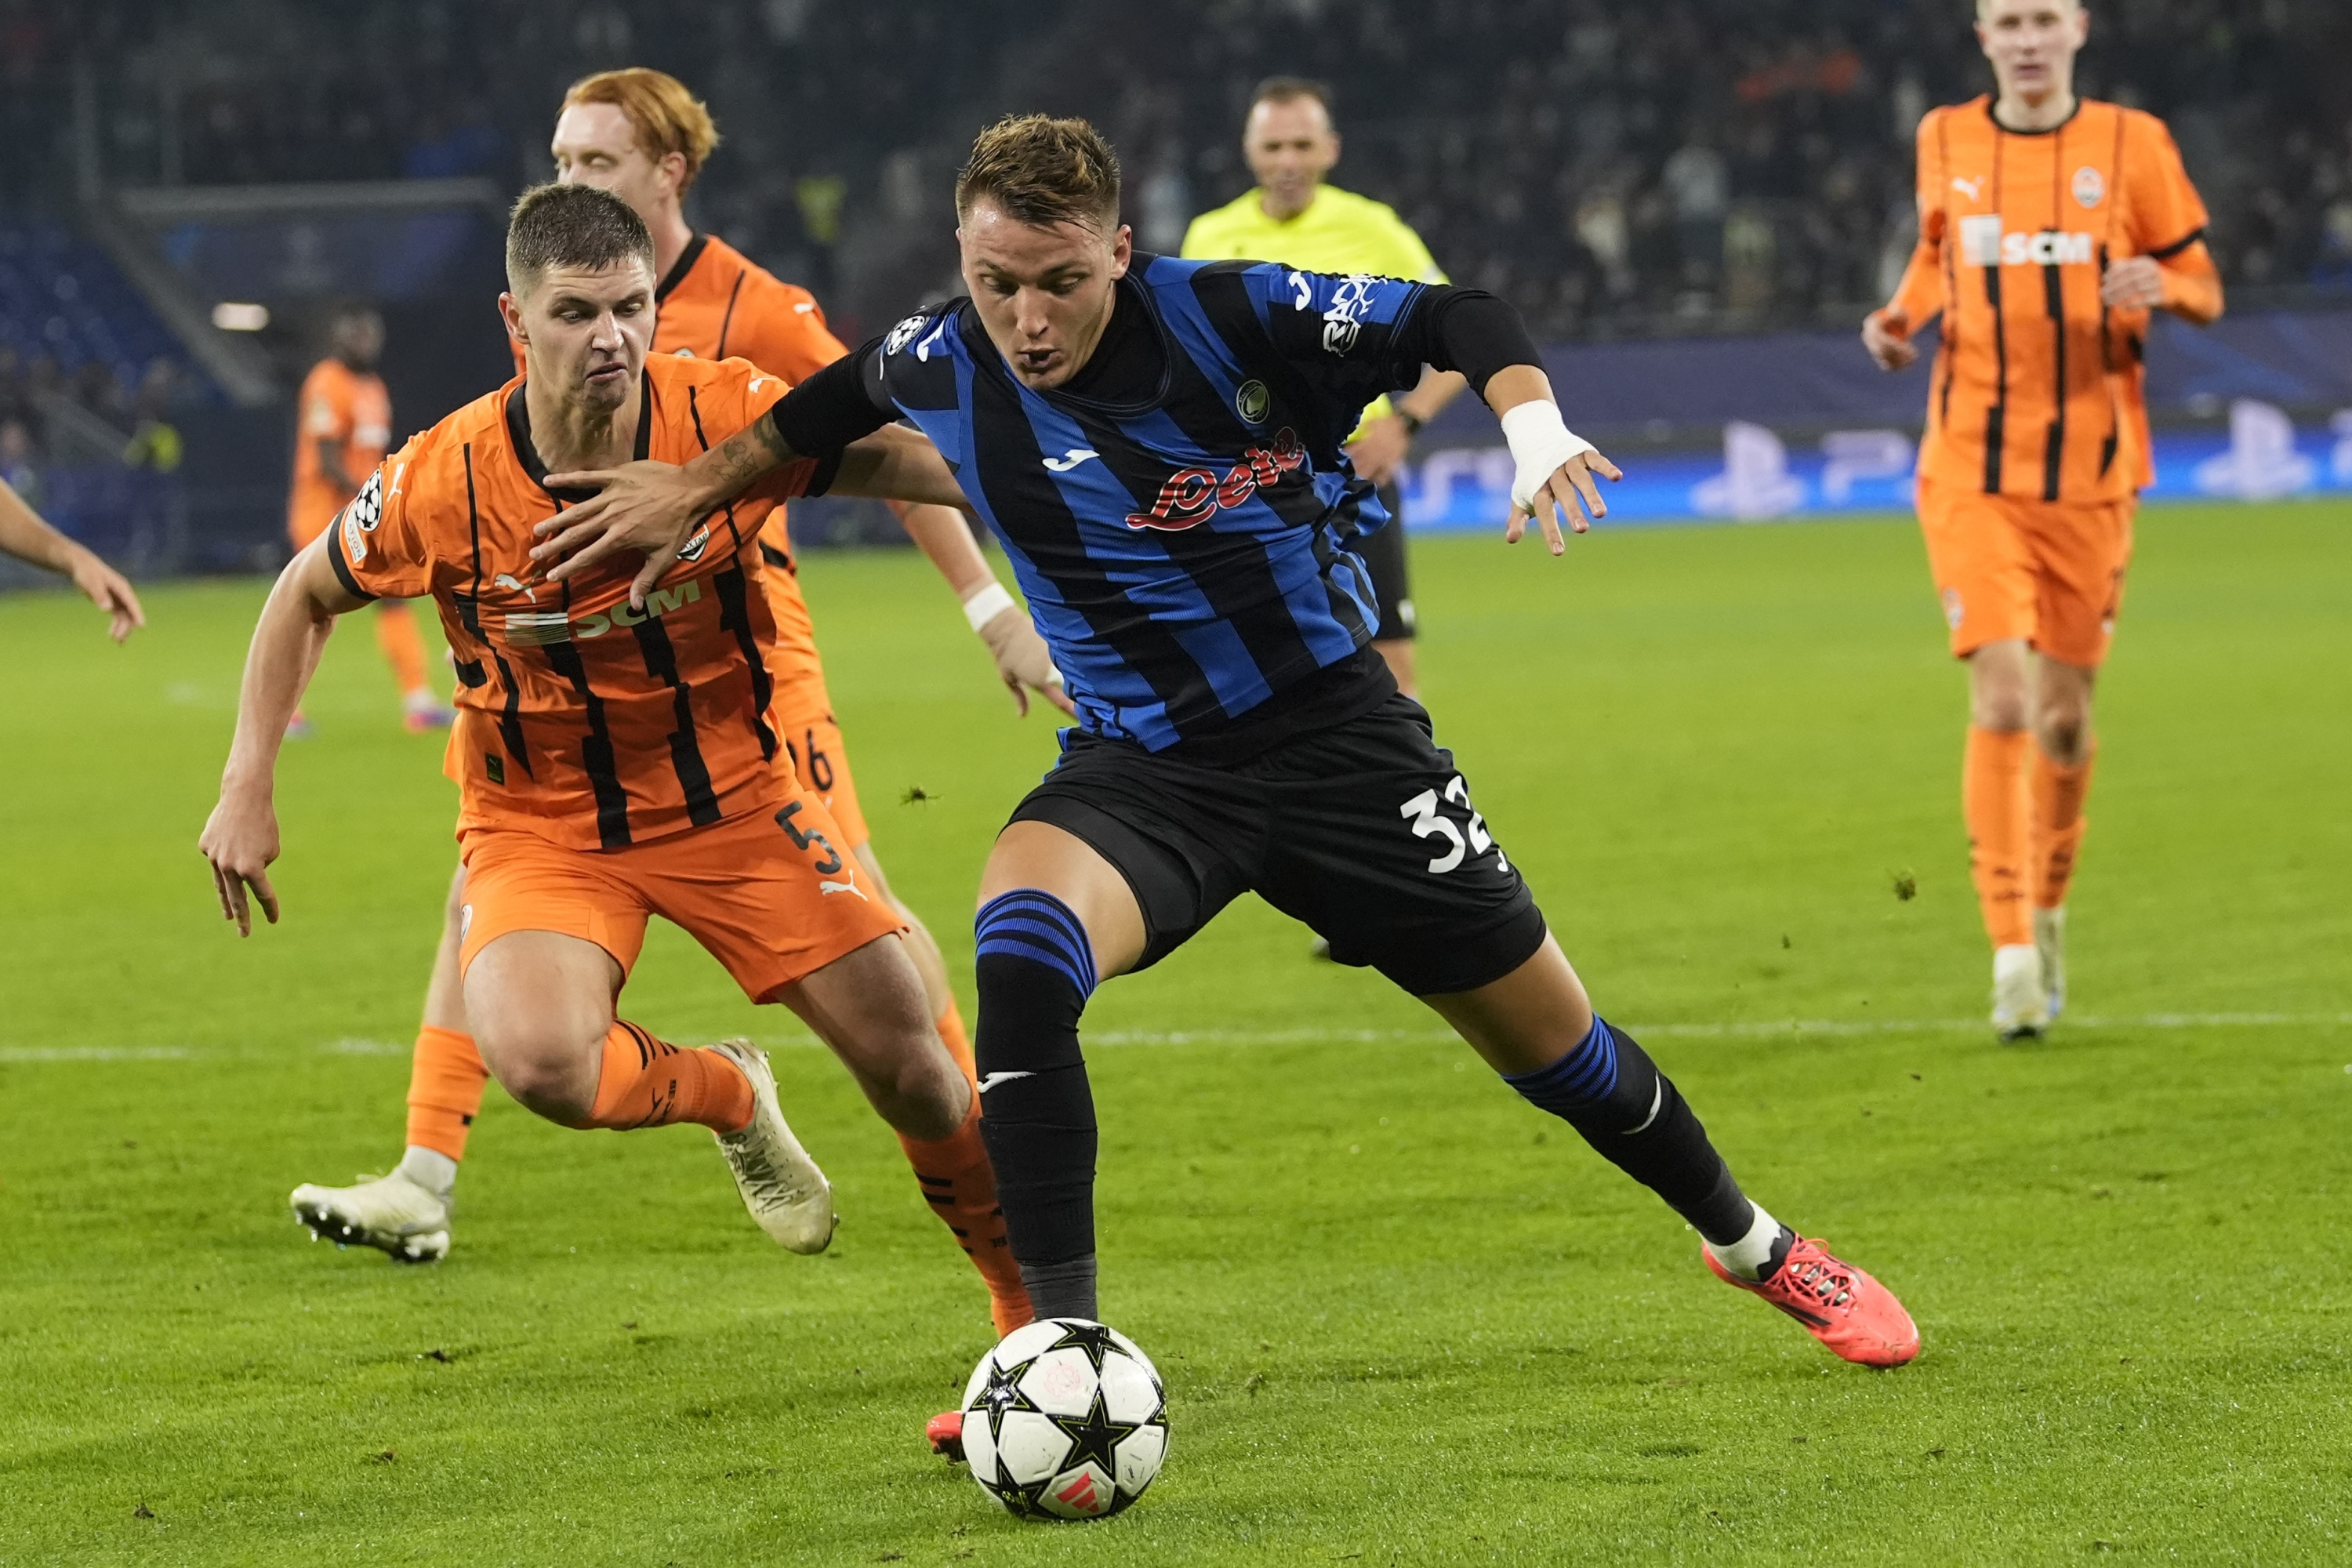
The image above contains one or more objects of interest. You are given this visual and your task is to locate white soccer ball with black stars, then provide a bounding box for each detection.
[959,1317,1167,1521]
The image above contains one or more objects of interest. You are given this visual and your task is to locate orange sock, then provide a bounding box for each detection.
[405,1024,490,1161]
[900,1003,1033,1336]
[586,1022,755,1134]
[2031,743,2096,911]
[375,602,432,699]
[1964,725,2034,949]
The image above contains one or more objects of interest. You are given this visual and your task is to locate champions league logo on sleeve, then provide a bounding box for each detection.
[348,470,384,532]
[884,314,929,356]
[338,469,384,565]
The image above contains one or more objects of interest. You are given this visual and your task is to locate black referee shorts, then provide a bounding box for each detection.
[1350,481,1414,643]
[1007,695,1546,996]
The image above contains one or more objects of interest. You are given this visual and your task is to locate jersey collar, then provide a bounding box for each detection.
[505,371,654,503]
[1986,96,2084,137]
[655,233,710,303]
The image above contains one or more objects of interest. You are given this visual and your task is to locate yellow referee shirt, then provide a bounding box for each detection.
[1181,183,1447,431]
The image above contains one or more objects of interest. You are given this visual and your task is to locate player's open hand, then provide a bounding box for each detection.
[978,605,1077,717]
[1506,447,1622,554]
[2100,256,2166,311]
[1862,308,1918,372]
[198,793,281,937]
[529,459,707,608]
[68,547,146,643]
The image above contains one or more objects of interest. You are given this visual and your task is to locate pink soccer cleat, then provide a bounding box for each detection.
[1707,1234,1920,1367]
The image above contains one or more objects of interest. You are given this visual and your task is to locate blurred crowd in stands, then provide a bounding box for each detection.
[3,0,2349,346]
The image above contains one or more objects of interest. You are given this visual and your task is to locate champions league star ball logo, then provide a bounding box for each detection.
[884,314,928,355]
[959,1318,1168,1522]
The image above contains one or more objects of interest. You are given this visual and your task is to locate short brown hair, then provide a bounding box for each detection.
[506,183,655,292]
[1250,77,1335,118]
[955,114,1122,232]
[562,67,721,192]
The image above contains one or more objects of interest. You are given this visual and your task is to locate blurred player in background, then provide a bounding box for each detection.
[1864,0,2220,1040]
[1181,77,1467,701]
[291,72,1050,1336]
[0,475,144,641]
[285,304,453,736]
[218,186,1028,1345]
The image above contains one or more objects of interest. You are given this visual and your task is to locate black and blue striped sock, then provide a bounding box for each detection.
[1502,1016,1759,1248]
[974,888,1103,1322]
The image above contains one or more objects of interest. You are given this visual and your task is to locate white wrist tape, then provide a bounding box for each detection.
[1499,401,1597,515]
[962,581,1016,633]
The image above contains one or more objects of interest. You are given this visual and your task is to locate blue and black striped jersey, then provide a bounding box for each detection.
[878,255,1435,751]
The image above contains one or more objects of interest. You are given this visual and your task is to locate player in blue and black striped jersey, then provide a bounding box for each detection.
[533,115,1922,1395]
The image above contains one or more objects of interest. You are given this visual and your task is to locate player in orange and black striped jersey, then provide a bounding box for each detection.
[1864,0,2222,1040]
[289,74,1051,1341]
[220,185,1033,1345]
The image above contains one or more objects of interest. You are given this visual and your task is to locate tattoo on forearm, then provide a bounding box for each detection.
[704,410,798,496]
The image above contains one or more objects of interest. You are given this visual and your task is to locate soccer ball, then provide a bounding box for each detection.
[959,1316,1168,1520]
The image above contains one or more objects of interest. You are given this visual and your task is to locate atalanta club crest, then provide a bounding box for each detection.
[1234,379,1269,425]
[2072,165,2105,209]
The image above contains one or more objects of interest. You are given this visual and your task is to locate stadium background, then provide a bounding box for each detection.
[2,0,2349,571]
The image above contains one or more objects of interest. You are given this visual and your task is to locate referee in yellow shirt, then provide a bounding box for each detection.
[1182,77,1468,699]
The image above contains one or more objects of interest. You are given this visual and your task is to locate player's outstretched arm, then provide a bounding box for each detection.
[532,407,802,602]
[1483,364,1622,555]
[1357,282,1620,554]
[0,476,146,642]
[197,537,365,935]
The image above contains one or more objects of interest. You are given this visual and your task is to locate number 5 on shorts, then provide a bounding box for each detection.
[774,800,845,876]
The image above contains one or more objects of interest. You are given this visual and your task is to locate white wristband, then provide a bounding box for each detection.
[1498,400,1597,515]
[961,581,1016,633]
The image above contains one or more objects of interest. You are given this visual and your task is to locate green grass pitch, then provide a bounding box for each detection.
[2,503,2346,1565]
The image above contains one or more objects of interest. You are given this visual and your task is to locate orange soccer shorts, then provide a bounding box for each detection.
[456,786,904,1003]
[1915,476,2136,668]
[773,705,871,851]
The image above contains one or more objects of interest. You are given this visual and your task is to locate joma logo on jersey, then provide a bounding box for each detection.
[1958,214,2096,267]
[502,579,702,645]
[1123,427,1306,531]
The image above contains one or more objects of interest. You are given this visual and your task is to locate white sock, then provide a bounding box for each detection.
[394,1145,459,1199]
[1704,1202,1787,1282]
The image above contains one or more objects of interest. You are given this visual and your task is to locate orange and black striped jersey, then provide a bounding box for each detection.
[507,230,855,717]
[1886,96,2221,501]
[331,353,823,850]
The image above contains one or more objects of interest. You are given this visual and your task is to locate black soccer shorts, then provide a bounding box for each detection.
[1348,481,1415,643]
[1007,694,1545,996]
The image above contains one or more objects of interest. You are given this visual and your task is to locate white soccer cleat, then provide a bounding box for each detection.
[1991,942,2050,1042]
[710,1039,836,1254]
[290,1171,451,1263]
[2034,906,2067,1021]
